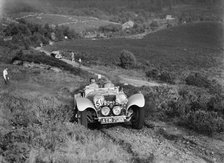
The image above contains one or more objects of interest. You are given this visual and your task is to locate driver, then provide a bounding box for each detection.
[75,78,99,97]
[87,77,99,89]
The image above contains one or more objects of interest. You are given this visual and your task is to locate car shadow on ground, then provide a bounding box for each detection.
[89,122,133,130]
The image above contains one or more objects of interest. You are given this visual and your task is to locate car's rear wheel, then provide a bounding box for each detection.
[130,106,145,129]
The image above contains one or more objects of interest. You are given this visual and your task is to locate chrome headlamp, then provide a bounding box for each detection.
[93,95,104,108]
[113,106,122,116]
[101,106,110,116]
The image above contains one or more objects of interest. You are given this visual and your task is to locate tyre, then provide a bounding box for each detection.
[131,106,145,129]
[79,110,88,128]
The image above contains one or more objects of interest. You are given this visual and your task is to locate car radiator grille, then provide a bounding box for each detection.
[104,95,116,101]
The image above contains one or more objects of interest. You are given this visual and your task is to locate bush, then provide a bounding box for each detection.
[146,69,175,84]
[163,89,224,135]
[3,23,31,36]
[185,72,211,88]
[131,23,145,34]
[146,68,160,79]
[119,50,136,69]
[182,110,224,135]
[150,20,159,30]
[159,71,175,84]
[99,24,122,33]
[207,95,224,112]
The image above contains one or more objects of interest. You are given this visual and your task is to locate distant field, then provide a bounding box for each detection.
[16,13,120,32]
[45,22,224,78]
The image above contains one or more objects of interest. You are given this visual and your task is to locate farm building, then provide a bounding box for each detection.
[166,15,175,20]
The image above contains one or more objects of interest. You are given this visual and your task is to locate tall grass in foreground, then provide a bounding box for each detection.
[0,94,129,163]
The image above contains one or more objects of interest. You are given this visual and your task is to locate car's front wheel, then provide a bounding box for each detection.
[130,106,145,129]
[77,110,88,128]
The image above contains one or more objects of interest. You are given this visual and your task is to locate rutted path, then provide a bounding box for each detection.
[100,126,206,163]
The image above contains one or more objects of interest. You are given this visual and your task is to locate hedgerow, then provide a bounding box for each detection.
[11,50,90,77]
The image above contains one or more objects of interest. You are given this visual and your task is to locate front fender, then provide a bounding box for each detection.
[75,97,96,112]
[127,93,145,110]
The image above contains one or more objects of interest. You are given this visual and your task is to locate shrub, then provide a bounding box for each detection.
[131,23,145,34]
[23,37,32,50]
[159,71,175,84]
[146,69,175,84]
[208,79,223,95]
[99,24,122,33]
[146,68,160,79]
[182,110,224,135]
[3,23,31,36]
[207,95,224,113]
[119,50,136,69]
[55,26,65,41]
[150,20,159,30]
[165,89,224,135]
[185,72,211,88]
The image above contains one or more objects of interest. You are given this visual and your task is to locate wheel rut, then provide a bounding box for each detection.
[99,125,206,163]
[100,128,154,163]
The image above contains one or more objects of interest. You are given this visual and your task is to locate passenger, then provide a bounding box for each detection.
[104,82,114,88]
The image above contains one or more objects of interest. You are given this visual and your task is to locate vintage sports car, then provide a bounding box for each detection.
[74,82,145,129]
[50,51,62,59]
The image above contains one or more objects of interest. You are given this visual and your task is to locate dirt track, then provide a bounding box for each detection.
[100,126,206,163]
[35,47,163,88]
[95,121,224,163]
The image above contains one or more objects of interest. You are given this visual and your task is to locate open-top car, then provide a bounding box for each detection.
[50,51,62,59]
[74,82,145,129]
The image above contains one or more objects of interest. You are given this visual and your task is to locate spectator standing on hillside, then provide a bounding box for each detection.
[3,68,9,85]
[71,52,75,62]
[78,58,82,68]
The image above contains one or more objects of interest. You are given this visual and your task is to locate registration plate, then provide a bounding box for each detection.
[99,116,125,124]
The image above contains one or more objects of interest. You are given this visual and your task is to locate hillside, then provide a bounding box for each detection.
[45,22,224,79]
